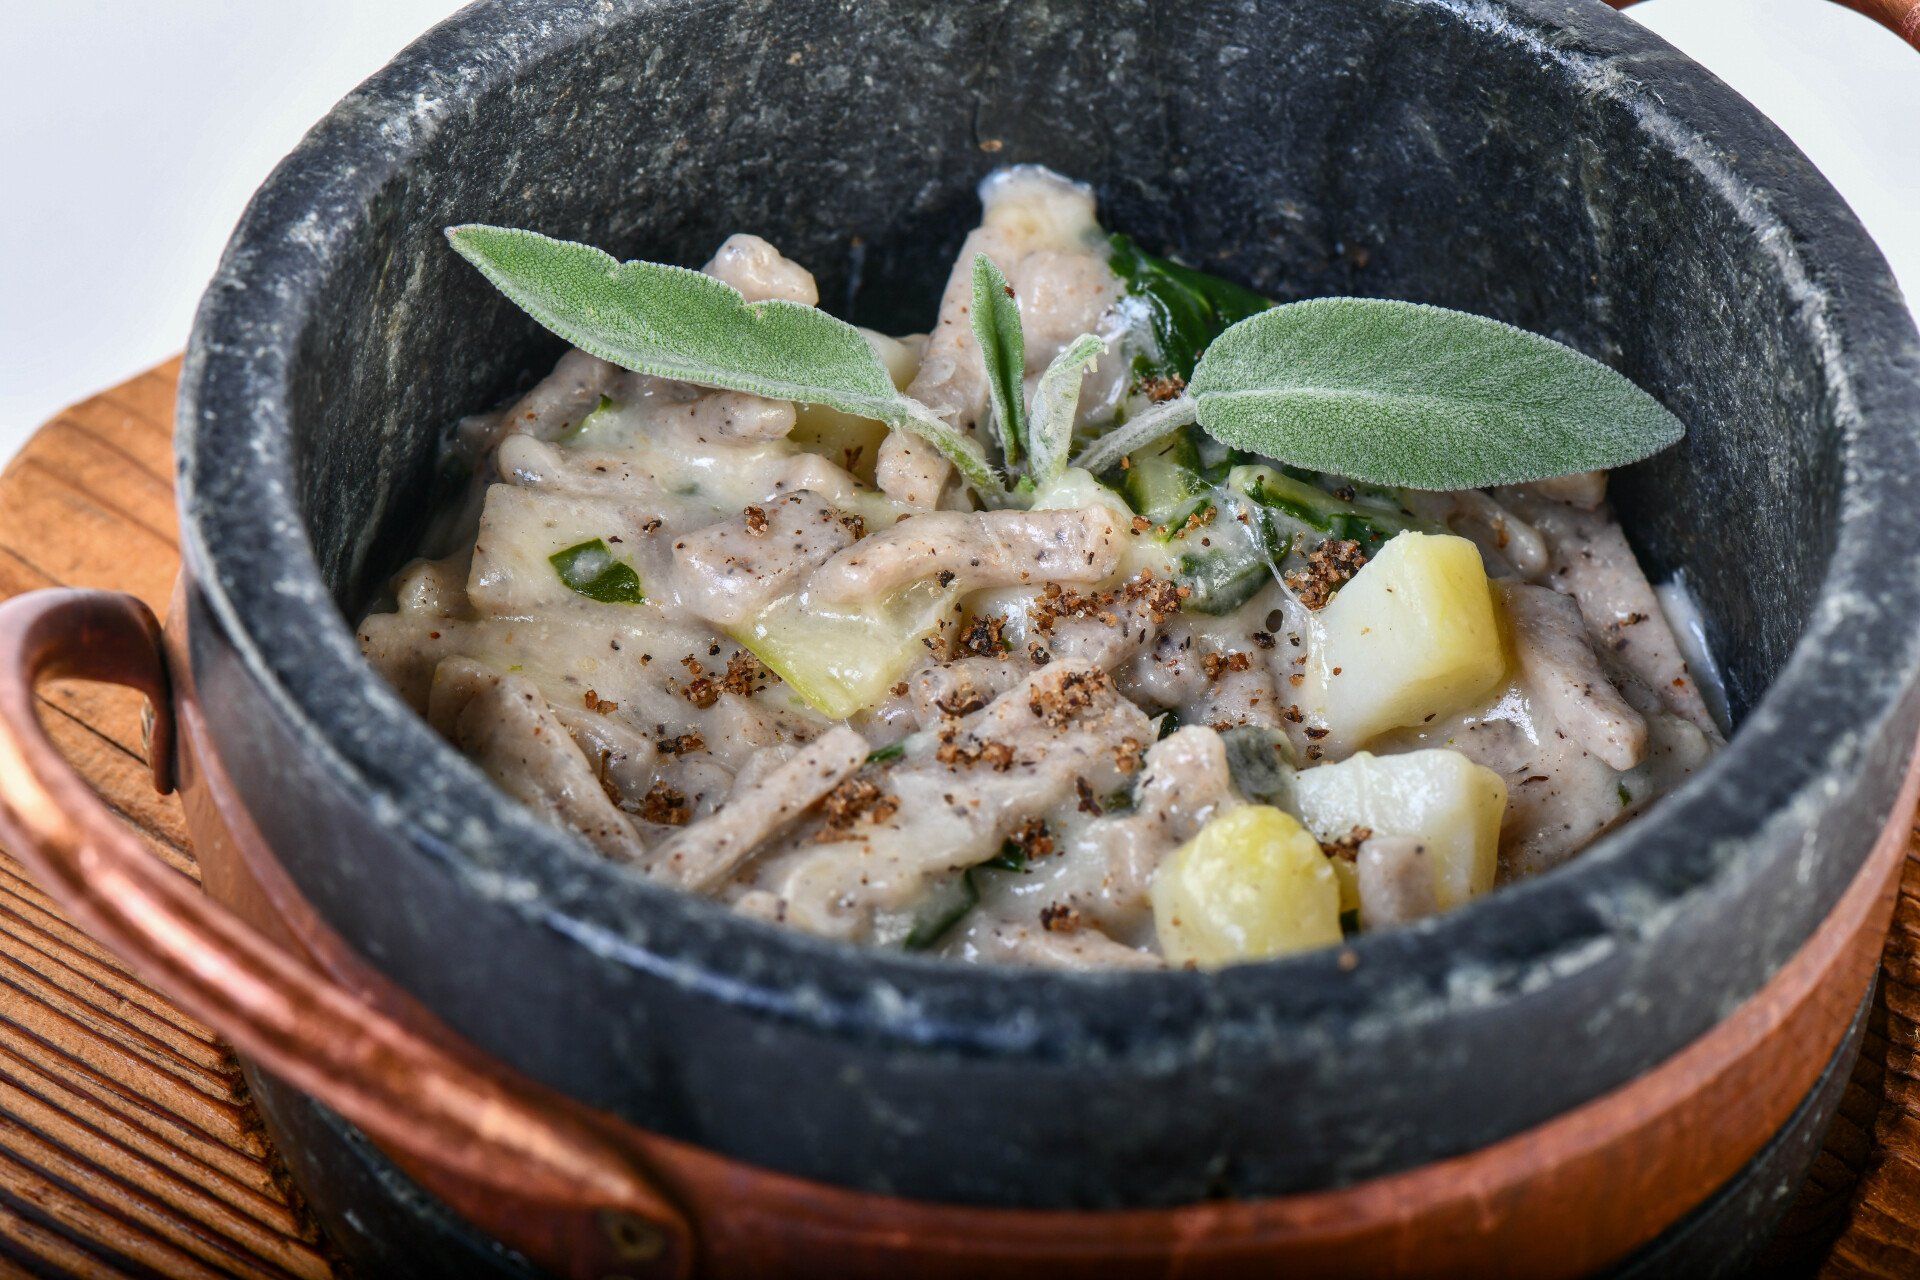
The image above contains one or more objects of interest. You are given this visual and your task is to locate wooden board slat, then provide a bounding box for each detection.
[0,361,1916,1278]
[0,371,332,1280]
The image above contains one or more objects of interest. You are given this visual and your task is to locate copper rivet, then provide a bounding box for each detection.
[601,1210,666,1262]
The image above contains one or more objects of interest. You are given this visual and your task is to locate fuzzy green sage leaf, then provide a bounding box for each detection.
[1188,298,1685,490]
[970,254,1028,468]
[550,538,644,604]
[1028,333,1105,485]
[1108,233,1272,380]
[1071,394,1199,477]
[447,225,1008,500]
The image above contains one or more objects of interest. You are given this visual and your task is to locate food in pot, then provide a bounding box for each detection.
[358,166,1721,967]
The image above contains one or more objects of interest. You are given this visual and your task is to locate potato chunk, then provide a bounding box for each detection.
[1150,806,1342,966]
[733,580,953,720]
[1291,750,1506,912]
[1306,531,1506,751]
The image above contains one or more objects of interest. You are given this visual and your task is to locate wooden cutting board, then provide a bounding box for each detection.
[0,362,1917,1278]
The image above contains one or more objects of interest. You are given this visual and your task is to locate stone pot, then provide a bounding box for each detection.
[2,1,1918,1274]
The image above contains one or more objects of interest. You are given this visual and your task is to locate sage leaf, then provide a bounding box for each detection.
[1071,394,1200,477]
[898,401,1009,500]
[1027,333,1105,485]
[902,872,979,950]
[550,538,644,605]
[449,226,902,419]
[446,225,1009,500]
[1188,298,1685,490]
[1108,233,1272,380]
[970,254,1028,467]
[1220,724,1295,804]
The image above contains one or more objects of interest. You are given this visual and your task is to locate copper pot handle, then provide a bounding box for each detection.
[1609,0,1920,49]
[0,588,692,1279]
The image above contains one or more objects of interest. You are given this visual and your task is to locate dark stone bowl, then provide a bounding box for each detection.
[176,0,1920,1211]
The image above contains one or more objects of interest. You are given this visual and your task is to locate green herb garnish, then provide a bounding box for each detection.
[1108,233,1272,381]
[1220,725,1294,805]
[451,224,1684,497]
[968,251,1105,486]
[1027,333,1104,487]
[549,538,644,604]
[866,742,907,765]
[1184,299,1685,489]
[902,872,980,950]
[971,254,1029,467]
[556,393,616,443]
[979,842,1032,873]
[1074,297,1683,487]
[447,225,1007,500]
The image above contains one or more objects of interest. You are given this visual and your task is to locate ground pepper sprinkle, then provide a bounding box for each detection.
[1201,651,1253,682]
[1136,372,1187,403]
[1030,573,1185,636]
[935,730,1017,772]
[1029,668,1110,728]
[1321,826,1373,861]
[1175,505,1217,537]
[1284,538,1369,610]
[954,613,1010,659]
[1074,777,1103,816]
[1040,902,1083,933]
[935,688,989,717]
[1005,816,1056,861]
[816,777,900,837]
[721,650,774,697]
[674,656,722,708]
[640,782,691,826]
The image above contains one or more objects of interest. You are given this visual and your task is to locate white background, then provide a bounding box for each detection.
[3,0,1917,463]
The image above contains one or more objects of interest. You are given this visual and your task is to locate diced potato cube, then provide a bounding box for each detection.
[1307,531,1506,751]
[733,580,953,720]
[1290,749,1506,911]
[1150,806,1343,966]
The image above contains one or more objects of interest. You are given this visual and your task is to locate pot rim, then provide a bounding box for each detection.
[175,0,1920,1058]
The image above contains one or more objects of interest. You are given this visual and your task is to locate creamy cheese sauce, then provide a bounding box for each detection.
[359,168,1722,967]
